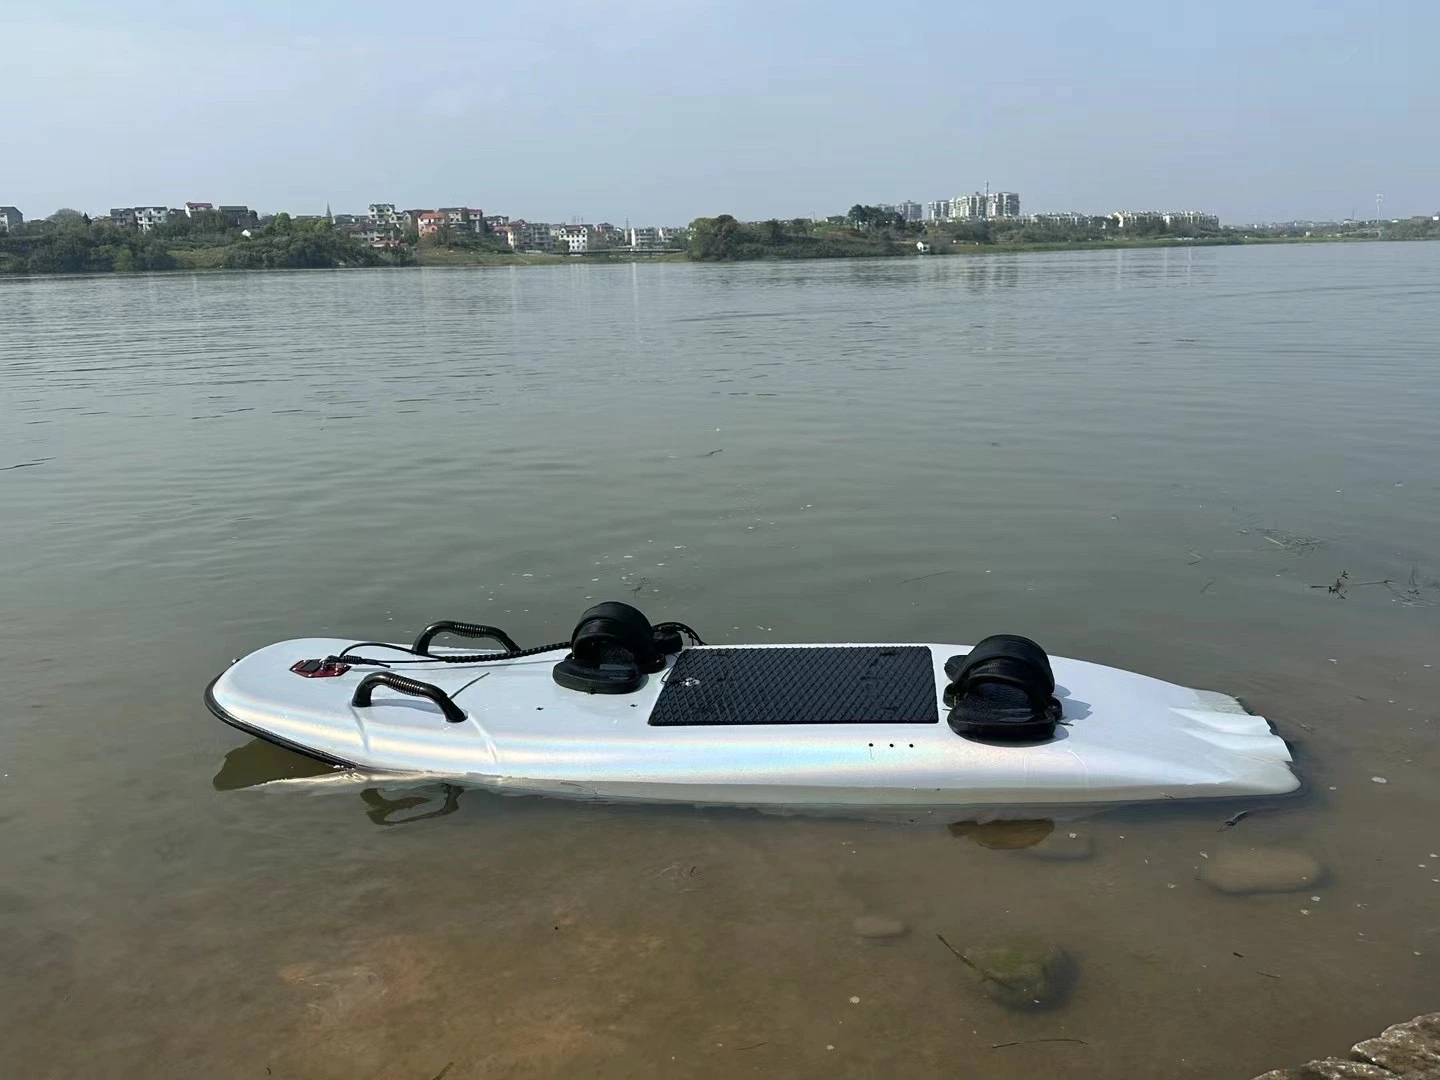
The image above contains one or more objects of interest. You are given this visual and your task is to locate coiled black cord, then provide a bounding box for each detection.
[329,620,704,669]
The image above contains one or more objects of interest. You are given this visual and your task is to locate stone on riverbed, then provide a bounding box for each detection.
[1202,845,1323,894]
[960,938,1074,1009]
[1250,1011,1440,1079]
[853,914,908,940]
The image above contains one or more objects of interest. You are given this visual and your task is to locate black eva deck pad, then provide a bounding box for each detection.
[649,646,940,727]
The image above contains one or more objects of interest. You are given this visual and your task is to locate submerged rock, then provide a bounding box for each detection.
[960,938,1074,1009]
[1202,845,1323,894]
[853,914,908,940]
[948,819,1054,849]
[1251,1011,1440,1079]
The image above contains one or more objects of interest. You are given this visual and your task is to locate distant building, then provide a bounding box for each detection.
[926,199,951,222]
[950,191,1020,221]
[555,225,591,253]
[109,208,137,228]
[347,222,402,247]
[439,207,470,229]
[0,206,22,232]
[987,191,1020,218]
[468,209,486,234]
[629,225,660,249]
[897,200,923,222]
[515,221,551,249]
[367,203,399,225]
[416,211,448,238]
[1112,209,1164,228]
[1161,209,1219,230]
[331,213,362,226]
[217,205,254,228]
[952,193,987,220]
[184,201,213,217]
[484,215,509,229]
[132,206,170,231]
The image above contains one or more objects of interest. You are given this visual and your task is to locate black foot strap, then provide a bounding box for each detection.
[943,634,1062,741]
[552,602,685,694]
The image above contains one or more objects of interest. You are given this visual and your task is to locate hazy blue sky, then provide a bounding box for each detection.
[3,0,1437,224]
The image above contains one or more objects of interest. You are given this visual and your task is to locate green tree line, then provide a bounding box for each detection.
[0,210,403,273]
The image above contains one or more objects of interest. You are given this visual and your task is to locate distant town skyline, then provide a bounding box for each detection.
[3,0,1437,224]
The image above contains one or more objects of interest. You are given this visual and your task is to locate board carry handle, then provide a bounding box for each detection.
[411,620,521,656]
[351,672,468,724]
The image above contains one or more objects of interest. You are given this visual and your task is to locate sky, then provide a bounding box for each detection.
[2,0,1437,225]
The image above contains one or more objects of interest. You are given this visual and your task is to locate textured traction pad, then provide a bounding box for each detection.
[649,646,940,727]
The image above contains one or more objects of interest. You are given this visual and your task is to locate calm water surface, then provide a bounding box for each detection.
[2,244,1438,1078]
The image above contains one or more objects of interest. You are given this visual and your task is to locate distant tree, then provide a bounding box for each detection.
[687,215,743,260]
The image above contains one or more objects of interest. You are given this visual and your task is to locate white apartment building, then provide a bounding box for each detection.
[952,193,987,220]
[987,191,1020,218]
[133,207,170,231]
[555,225,590,253]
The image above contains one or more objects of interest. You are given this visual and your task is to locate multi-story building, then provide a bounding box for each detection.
[184,201,213,217]
[1113,210,1164,228]
[1029,212,1089,226]
[897,200,923,222]
[555,225,591,253]
[468,209,486,234]
[438,207,470,229]
[926,199,951,222]
[416,211,448,238]
[952,194,987,220]
[484,215,509,229]
[1161,210,1219,230]
[986,191,1020,218]
[132,206,170,231]
[949,191,1021,220]
[0,206,22,232]
[628,225,660,249]
[515,221,551,250]
[367,203,399,225]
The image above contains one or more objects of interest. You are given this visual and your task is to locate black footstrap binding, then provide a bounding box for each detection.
[943,634,1062,741]
[552,602,687,694]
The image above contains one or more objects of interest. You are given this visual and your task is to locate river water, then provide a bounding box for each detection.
[2,244,1437,1079]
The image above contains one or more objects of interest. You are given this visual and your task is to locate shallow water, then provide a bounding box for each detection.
[2,245,1438,1078]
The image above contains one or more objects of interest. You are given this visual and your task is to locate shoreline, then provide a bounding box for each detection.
[2,233,1429,278]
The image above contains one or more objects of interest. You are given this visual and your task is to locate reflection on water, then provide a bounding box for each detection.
[2,245,1440,1079]
[212,737,340,790]
[358,785,465,827]
[213,738,466,826]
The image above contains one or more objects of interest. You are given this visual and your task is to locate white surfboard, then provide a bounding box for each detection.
[206,630,1299,812]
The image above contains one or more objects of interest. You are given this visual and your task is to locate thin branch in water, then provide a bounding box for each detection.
[991,1038,1088,1049]
[901,569,954,585]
